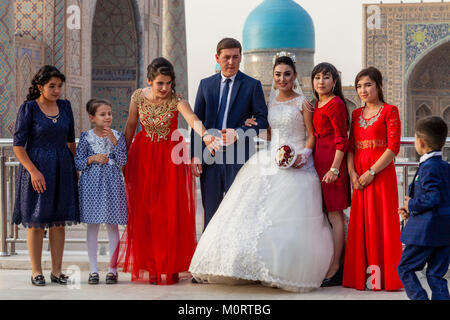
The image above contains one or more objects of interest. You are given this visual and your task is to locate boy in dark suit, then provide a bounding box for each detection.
[398,116,450,300]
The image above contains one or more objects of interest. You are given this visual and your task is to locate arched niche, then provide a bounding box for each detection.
[91,0,140,131]
[406,40,450,137]
[415,103,432,123]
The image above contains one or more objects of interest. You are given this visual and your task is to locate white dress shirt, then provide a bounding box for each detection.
[419,151,442,164]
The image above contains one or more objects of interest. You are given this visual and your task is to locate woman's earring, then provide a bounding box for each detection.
[294,84,298,89]
[273,85,277,90]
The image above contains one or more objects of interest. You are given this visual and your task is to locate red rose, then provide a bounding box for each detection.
[283,146,291,152]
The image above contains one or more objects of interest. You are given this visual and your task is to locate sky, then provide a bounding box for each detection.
[184,0,444,105]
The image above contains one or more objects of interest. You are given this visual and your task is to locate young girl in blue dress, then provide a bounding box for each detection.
[75,99,127,284]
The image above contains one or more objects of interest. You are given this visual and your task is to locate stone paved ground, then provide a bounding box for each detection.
[0,256,447,301]
[0,268,412,300]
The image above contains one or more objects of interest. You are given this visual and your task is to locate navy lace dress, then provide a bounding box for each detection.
[12,99,80,228]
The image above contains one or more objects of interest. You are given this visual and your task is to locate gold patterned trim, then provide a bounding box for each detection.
[355,139,388,150]
[133,89,182,142]
[358,106,384,129]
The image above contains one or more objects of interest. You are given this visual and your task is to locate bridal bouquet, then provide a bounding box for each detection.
[275,144,297,169]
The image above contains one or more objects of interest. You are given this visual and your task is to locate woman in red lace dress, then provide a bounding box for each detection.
[312,63,351,286]
[117,58,220,285]
[343,67,403,291]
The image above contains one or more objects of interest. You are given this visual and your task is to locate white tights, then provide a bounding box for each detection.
[86,224,120,275]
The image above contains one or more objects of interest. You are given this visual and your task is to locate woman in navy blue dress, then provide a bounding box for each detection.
[12,65,80,286]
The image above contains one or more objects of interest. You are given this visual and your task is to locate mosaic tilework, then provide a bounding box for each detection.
[15,0,44,41]
[409,41,450,90]
[92,0,138,131]
[92,0,138,68]
[405,23,449,72]
[67,86,82,136]
[0,0,16,137]
[152,23,160,58]
[43,0,54,64]
[363,3,450,137]
[15,38,45,107]
[53,0,65,73]
[162,0,188,100]
[67,0,81,76]
[92,68,137,81]
[162,0,188,129]
[92,86,135,132]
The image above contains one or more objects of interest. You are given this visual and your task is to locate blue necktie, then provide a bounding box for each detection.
[216,78,231,129]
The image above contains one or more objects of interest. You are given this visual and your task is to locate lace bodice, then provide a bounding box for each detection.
[268,95,307,153]
[84,129,124,166]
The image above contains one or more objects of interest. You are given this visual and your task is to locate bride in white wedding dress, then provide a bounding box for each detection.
[189,54,334,292]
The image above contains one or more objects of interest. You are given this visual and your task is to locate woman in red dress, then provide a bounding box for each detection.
[117,58,220,285]
[312,63,351,286]
[343,67,403,291]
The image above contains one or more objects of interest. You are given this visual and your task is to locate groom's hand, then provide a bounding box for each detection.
[221,129,238,146]
[244,117,257,127]
[190,157,202,177]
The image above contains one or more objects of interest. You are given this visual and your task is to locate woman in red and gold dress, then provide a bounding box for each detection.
[343,67,403,291]
[312,63,351,287]
[117,58,220,285]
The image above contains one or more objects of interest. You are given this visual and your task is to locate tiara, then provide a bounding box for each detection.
[273,51,297,64]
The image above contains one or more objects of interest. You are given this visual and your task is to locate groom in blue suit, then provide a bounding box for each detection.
[190,38,268,229]
[397,116,450,300]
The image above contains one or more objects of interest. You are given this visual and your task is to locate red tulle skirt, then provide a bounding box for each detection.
[117,131,197,284]
[343,149,403,291]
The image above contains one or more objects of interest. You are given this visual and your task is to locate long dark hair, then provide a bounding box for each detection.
[354,67,385,103]
[147,57,176,94]
[26,65,65,101]
[311,62,349,127]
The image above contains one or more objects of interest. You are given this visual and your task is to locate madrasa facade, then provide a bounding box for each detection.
[241,0,449,141]
[0,0,449,141]
[0,0,188,137]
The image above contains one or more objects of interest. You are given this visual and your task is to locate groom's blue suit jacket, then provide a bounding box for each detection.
[401,155,450,247]
[190,70,268,164]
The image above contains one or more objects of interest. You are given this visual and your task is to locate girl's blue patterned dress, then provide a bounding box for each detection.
[75,129,127,225]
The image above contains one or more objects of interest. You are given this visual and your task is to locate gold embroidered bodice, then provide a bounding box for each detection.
[132,88,182,142]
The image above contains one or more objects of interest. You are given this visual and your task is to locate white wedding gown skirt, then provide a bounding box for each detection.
[189,96,334,292]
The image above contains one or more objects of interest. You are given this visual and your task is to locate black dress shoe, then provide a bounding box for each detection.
[191,277,198,284]
[321,265,344,287]
[105,272,118,284]
[50,273,69,285]
[31,274,46,286]
[88,272,100,285]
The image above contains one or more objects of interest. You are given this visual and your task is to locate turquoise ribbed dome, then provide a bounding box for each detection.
[243,0,315,51]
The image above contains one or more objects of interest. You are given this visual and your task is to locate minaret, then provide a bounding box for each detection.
[0,0,16,137]
[162,0,189,130]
